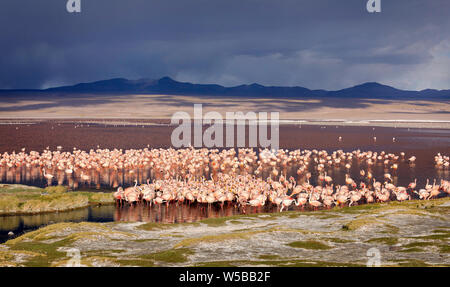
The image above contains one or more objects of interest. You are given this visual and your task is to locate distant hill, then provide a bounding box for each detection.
[1,77,449,99]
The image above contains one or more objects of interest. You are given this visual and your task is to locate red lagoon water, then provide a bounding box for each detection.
[0,121,449,243]
[0,121,449,188]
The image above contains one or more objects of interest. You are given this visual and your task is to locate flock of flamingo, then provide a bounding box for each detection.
[0,147,449,212]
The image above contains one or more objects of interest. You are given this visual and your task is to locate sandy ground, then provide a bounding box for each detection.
[0,94,449,128]
[1,197,449,267]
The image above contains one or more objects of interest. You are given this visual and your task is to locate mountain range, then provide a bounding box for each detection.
[2,77,449,99]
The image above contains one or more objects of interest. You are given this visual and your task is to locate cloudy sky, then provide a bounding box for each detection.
[0,0,449,90]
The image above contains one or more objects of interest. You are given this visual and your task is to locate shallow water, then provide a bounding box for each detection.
[0,123,449,243]
[0,123,449,188]
[0,146,447,190]
[0,205,113,243]
[0,202,278,243]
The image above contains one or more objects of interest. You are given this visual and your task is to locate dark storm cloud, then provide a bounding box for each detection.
[0,0,449,90]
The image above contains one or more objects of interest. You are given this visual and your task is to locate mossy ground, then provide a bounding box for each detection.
[0,184,114,215]
[173,229,275,248]
[342,217,381,231]
[287,240,332,250]
[0,187,448,267]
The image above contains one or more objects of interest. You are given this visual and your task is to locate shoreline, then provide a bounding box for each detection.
[0,184,114,216]
[1,196,449,267]
[1,118,450,129]
[0,202,113,217]
[0,94,448,128]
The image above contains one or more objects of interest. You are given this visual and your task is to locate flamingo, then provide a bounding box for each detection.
[309,195,322,210]
[408,179,417,190]
[280,197,294,212]
[43,168,54,180]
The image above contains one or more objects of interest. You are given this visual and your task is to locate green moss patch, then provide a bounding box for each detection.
[287,240,332,250]
[366,237,399,245]
[402,241,430,248]
[258,254,282,260]
[0,184,113,215]
[410,233,449,241]
[137,222,177,231]
[440,245,450,253]
[323,237,355,243]
[114,258,155,267]
[431,229,450,236]
[174,230,269,248]
[332,203,384,214]
[6,240,69,267]
[6,222,112,244]
[197,214,257,227]
[4,222,135,266]
[342,217,381,231]
[194,261,238,267]
[44,186,68,194]
[133,238,159,242]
